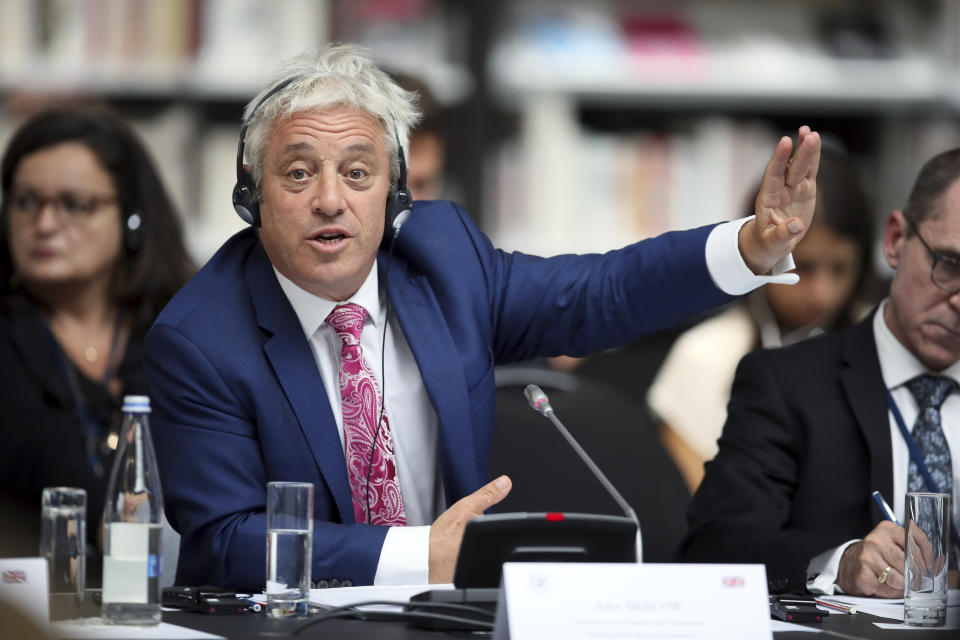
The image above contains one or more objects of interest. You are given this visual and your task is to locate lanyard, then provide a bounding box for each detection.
[885,387,960,551]
[43,315,123,474]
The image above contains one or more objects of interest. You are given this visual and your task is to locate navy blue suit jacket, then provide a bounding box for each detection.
[145,201,733,590]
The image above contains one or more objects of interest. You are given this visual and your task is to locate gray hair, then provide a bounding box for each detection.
[241,43,421,197]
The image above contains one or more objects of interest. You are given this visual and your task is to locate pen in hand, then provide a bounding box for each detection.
[871,490,900,526]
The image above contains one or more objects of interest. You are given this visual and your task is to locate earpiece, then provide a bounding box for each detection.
[124,210,144,253]
[232,169,258,226]
[232,76,303,228]
[384,140,412,242]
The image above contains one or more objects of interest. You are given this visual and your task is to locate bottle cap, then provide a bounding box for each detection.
[122,395,151,413]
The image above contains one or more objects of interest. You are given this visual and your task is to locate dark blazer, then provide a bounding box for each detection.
[0,294,146,580]
[145,200,733,591]
[677,311,893,593]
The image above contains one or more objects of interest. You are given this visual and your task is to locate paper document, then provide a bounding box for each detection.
[873,608,960,630]
[817,596,902,621]
[825,590,959,607]
[770,620,821,633]
[51,619,224,639]
[824,590,960,628]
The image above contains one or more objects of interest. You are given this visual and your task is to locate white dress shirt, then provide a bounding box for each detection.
[276,265,441,585]
[276,216,792,585]
[807,299,960,594]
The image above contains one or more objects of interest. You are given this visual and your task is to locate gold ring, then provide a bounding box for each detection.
[878,566,892,584]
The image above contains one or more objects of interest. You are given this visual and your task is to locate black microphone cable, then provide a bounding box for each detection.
[364,211,406,523]
[363,126,411,524]
[291,599,494,635]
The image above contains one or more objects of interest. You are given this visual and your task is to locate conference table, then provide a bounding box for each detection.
[49,591,955,639]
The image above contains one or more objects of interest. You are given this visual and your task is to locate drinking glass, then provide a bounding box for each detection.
[265,481,313,618]
[903,492,950,627]
[40,487,86,612]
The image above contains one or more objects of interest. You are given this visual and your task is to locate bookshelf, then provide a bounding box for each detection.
[1,0,959,265]
[0,0,339,262]
[0,0,480,262]
[482,0,960,259]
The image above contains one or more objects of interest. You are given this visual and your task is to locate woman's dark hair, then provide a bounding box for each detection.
[0,107,194,331]
[812,142,876,327]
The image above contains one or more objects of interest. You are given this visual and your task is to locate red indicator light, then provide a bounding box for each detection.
[545,512,565,522]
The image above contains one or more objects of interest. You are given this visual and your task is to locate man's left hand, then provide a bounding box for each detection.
[739,125,821,275]
[428,475,512,583]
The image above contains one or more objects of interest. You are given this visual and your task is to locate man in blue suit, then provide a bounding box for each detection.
[145,44,821,591]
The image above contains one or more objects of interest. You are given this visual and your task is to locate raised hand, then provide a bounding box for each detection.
[739,125,821,275]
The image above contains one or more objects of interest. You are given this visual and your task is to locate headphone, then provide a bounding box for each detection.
[232,77,412,241]
[0,196,145,255]
[124,211,144,253]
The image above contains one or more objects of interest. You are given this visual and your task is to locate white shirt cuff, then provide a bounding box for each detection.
[805,539,860,595]
[372,525,431,586]
[705,216,798,295]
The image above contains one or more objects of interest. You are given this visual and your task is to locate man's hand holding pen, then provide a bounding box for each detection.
[839,491,958,595]
[836,520,906,598]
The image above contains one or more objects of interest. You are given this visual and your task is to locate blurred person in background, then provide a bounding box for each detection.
[0,108,194,582]
[388,71,448,202]
[647,143,876,492]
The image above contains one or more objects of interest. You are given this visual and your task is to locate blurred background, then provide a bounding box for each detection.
[2,0,959,269]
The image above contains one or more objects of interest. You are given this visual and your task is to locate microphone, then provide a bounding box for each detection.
[523,384,640,530]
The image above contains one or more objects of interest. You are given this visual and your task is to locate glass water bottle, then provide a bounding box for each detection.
[101,395,163,625]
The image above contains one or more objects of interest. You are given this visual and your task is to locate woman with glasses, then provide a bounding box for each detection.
[0,108,193,575]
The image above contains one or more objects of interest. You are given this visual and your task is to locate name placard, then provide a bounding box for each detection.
[0,557,49,634]
[494,562,771,640]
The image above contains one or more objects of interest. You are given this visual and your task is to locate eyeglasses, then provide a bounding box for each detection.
[906,215,960,295]
[8,190,117,221]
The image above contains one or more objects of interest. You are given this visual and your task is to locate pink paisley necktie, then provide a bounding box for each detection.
[325,303,406,525]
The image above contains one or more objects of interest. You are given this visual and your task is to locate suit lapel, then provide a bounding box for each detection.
[839,311,894,501]
[244,243,354,522]
[380,255,477,505]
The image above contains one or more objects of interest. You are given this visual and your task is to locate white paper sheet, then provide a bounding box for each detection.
[770,620,821,633]
[826,590,959,608]
[50,619,225,639]
[824,590,960,626]
[822,600,903,621]
[874,602,960,630]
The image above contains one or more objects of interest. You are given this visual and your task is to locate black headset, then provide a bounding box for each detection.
[232,76,412,241]
[0,197,145,255]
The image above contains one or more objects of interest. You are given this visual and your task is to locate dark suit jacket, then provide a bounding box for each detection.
[677,311,893,593]
[145,200,733,590]
[0,293,147,583]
